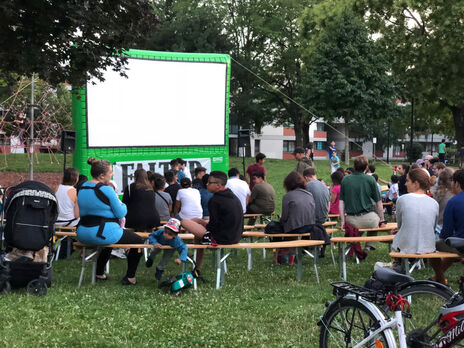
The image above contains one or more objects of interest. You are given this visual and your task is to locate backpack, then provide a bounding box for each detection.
[4,181,58,251]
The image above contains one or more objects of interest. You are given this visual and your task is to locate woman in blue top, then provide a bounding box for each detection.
[77,158,143,285]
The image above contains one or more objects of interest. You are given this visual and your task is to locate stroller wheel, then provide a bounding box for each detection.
[26,280,47,296]
[0,280,11,295]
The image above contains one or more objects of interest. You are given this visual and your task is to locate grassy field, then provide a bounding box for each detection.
[0,152,69,172]
[2,155,456,347]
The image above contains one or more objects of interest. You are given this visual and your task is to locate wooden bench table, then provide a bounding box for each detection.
[74,239,325,289]
[389,251,462,276]
[331,235,395,281]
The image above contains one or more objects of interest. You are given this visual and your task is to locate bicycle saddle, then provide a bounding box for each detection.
[373,267,414,286]
[446,237,464,250]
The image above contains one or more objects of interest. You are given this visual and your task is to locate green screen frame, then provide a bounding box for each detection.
[72,49,231,179]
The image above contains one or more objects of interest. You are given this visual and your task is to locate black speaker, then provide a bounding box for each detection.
[238,129,250,148]
[61,130,76,152]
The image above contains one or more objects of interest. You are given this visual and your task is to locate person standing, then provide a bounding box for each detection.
[246,153,266,190]
[438,139,447,163]
[294,147,314,175]
[303,168,330,224]
[397,164,410,196]
[339,155,386,255]
[328,141,336,161]
[330,151,340,174]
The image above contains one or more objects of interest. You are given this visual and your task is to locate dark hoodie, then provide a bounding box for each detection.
[206,188,243,244]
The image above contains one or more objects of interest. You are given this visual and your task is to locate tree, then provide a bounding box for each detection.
[221,0,317,146]
[0,0,156,86]
[300,5,397,163]
[360,0,462,147]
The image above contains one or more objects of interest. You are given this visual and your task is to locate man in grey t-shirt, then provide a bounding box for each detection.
[303,167,329,224]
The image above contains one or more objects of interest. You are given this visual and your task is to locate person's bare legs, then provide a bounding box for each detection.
[182,218,207,270]
[431,258,458,284]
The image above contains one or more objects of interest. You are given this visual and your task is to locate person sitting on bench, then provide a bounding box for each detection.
[77,157,143,286]
[431,169,464,285]
[181,171,243,273]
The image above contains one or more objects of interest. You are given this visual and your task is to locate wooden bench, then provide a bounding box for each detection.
[389,251,462,276]
[331,235,395,281]
[73,239,325,289]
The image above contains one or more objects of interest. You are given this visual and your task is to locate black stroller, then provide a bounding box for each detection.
[0,181,58,296]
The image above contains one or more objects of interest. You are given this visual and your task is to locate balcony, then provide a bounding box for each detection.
[313,131,327,141]
[283,127,295,136]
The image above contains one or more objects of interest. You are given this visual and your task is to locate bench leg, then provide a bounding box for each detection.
[186,256,197,290]
[55,237,64,261]
[402,258,411,276]
[216,249,223,289]
[247,237,252,271]
[78,247,87,287]
[330,241,336,266]
[313,246,320,284]
[338,243,347,281]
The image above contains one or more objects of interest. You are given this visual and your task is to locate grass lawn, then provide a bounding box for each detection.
[2,155,454,347]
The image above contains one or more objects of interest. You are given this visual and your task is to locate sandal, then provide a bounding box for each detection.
[121,276,136,286]
[96,275,108,281]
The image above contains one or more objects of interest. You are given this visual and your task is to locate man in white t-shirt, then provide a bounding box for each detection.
[174,178,203,220]
[225,168,250,213]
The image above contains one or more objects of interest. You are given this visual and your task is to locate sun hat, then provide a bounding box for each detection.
[164,218,181,233]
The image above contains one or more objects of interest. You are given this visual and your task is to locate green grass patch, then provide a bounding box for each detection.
[0,155,456,347]
[0,153,70,172]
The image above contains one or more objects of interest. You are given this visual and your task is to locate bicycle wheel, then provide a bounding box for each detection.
[396,282,455,343]
[319,297,394,348]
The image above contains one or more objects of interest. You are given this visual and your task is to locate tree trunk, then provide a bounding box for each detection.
[344,119,350,165]
[302,122,310,147]
[293,119,305,147]
[451,104,464,148]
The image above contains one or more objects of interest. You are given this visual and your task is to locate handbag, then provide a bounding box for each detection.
[265,220,284,234]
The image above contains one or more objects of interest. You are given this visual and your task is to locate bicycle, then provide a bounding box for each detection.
[318,257,464,347]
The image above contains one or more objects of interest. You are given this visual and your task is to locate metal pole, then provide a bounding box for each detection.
[409,98,414,164]
[387,119,391,163]
[29,74,35,180]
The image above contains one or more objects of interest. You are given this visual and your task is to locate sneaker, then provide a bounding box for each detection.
[146,258,153,268]
[155,267,164,281]
[201,232,213,245]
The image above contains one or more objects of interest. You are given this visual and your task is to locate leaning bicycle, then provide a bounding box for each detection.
[318,266,464,347]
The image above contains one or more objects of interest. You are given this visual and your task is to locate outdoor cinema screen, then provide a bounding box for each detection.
[86,58,227,148]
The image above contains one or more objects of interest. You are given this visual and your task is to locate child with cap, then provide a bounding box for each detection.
[146,218,187,280]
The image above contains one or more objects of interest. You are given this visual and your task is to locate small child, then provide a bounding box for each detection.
[386,175,399,216]
[146,218,187,280]
[330,151,340,174]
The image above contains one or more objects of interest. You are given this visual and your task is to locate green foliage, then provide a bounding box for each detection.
[0,0,156,86]
[300,6,397,161]
[407,142,424,163]
[359,0,462,144]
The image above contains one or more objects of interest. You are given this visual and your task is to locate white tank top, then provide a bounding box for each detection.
[56,184,79,226]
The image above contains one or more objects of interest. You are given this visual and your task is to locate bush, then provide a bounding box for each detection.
[407,142,424,162]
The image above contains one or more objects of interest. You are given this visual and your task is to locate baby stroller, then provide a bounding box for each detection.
[0,181,58,296]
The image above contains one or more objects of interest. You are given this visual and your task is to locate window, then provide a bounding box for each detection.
[283,140,295,153]
[315,141,325,150]
[316,122,325,131]
[254,139,260,153]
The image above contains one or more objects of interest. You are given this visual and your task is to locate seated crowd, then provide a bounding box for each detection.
[49,149,464,287]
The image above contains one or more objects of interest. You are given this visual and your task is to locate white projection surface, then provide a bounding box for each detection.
[86,58,227,147]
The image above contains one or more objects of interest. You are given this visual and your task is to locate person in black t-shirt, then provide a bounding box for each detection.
[164,169,180,212]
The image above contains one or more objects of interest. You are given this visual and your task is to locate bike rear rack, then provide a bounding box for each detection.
[331,281,386,304]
